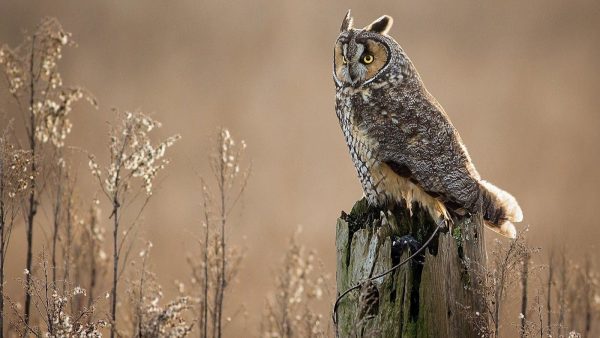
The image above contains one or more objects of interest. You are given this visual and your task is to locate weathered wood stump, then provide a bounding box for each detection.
[335,198,487,338]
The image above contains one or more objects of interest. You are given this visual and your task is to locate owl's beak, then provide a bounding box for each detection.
[348,63,364,85]
[348,67,359,83]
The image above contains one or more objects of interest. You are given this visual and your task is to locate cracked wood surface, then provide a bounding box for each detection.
[335,199,487,338]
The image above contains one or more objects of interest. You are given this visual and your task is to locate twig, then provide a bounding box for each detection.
[547,250,553,336]
[23,32,38,327]
[520,251,530,337]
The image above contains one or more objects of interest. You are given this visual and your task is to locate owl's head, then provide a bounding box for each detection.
[334,10,406,88]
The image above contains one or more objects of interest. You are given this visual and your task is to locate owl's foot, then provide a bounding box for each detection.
[439,217,452,235]
[391,235,425,265]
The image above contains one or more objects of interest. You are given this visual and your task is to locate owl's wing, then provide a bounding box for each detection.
[373,104,482,212]
[384,156,479,212]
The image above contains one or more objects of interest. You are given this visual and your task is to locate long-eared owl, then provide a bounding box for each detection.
[333,10,523,237]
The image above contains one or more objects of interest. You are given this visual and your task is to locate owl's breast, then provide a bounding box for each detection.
[336,90,382,205]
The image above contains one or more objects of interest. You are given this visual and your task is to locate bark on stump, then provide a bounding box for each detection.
[335,198,487,338]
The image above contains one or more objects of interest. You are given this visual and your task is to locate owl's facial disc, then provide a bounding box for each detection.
[334,37,388,87]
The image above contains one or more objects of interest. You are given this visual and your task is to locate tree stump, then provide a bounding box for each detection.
[335,198,487,338]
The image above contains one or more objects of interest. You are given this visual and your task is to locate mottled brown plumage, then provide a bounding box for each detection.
[333,11,522,237]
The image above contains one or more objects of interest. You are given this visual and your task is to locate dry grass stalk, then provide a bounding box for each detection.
[534,289,545,338]
[547,250,554,335]
[517,266,553,338]
[9,253,107,337]
[47,157,78,290]
[50,159,66,287]
[61,195,110,317]
[520,250,531,337]
[80,198,109,311]
[187,128,249,338]
[0,17,96,325]
[580,255,598,338]
[89,110,180,337]
[491,235,530,337]
[557,249,568,337]
[541,247,600,337]
[210,128,249,338]
[460,229,538,337]
[0,127,32,334]
[260,228,328,338]
[564,254,598,338]
[127,241,193,338]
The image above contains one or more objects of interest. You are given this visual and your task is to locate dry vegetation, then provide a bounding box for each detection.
[458,228,600,338]
[0,17,598,338]
[259,228,330,338]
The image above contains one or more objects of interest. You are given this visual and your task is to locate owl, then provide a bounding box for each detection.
[333,11,523,238]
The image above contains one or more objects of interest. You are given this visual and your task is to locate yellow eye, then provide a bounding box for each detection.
[342,56,348,64]
[363,54,374,64]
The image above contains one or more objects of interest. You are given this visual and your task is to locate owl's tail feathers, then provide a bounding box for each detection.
[479,180,523,239]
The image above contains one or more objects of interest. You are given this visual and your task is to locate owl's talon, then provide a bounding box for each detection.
[391,235,424,265]
[437,218,452,234]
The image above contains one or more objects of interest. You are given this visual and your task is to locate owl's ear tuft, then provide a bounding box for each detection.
[340,9,354,32]
[365,15,393,35]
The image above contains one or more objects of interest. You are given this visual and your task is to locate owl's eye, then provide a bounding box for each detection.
[362,54,374,64]
[342,56,349,64]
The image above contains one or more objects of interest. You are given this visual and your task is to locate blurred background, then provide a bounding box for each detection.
[1,0,599,335]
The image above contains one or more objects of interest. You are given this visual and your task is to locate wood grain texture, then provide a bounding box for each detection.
[335,199,487,337]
